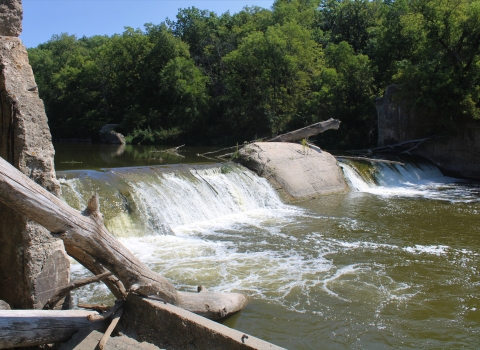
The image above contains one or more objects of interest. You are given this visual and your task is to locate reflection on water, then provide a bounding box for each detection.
[54,143,226,171]
[58,156,480,349]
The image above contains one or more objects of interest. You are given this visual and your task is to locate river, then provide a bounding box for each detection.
[55,143,480,349]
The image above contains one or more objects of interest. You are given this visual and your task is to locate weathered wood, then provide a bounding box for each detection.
[0,309,107,349]
[335,156,405,166]
[0,157,247,319]
[78,303,111,312]
[98,307,124,350]
[43,271,113,310]
[268,118,341,142]
[88,299,125,322]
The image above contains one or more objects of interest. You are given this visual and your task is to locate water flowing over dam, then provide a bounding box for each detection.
[57,159,480,349]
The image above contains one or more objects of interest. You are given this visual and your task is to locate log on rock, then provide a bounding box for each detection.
[269,118,341,143]
[0,309,107,349]
[0,157,247,320]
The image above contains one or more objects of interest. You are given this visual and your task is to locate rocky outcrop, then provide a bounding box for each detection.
[0,33,70,308]
[99,124,126,144]
[238,142,348,202]
[0,0,22,37]
[0,300,11,310]
[377,86,480,180]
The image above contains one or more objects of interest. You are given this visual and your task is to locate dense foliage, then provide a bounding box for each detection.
[28,0,480,148]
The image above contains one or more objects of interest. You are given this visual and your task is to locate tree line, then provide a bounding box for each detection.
[28,0,480,149]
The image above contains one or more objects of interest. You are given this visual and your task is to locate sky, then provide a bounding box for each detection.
[22,0,275,48]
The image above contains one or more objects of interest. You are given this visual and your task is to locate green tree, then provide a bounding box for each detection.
[223,21,323,136]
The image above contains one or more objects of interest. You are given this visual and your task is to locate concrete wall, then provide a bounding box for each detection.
[376,86,480,180]
[119,294,285,350]
[0,33,70,308]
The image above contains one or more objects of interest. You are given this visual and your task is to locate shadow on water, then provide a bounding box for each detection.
[54,143,228,171]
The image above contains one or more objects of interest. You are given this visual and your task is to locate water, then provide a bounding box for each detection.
[56,151,480,349]
[54,143,229,171]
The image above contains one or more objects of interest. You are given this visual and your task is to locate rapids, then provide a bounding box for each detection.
[57,157,480,349]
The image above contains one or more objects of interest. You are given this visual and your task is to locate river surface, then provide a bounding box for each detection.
[55,143,480,349]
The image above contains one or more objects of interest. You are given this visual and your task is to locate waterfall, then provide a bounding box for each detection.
[58,163,287,237]
[339,159,444,190]
[337,158,478,202]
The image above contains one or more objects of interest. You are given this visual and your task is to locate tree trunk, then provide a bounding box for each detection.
[268,118,341,142]
[0,309,107,349]
[0,157,247,319]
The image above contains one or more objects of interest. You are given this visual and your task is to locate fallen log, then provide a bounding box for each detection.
[269,118,341,142]
[335,156,405,166]
[0,309,107,349]
[0,156,247,319]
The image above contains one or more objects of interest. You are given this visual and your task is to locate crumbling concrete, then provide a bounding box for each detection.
[376,85,480,180]
[238,142,348,202]
[0,0,22,37]
[0,32,70,308]
[119,294,285,350]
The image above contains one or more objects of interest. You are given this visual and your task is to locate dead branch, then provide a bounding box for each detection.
[88,300,125,322]
[268,119,341,142]
[335,156,405,166]
[98,307,124,350]
[43,271,113,310]
[352,136,438,154]
[77,303,111,312]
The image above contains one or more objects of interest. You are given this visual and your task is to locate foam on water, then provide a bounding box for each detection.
[339,160,479,202]
[61,160,480,348]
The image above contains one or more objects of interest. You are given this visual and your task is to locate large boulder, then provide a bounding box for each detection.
[238,142,348,202]
[0,36,70,309]
[0,0,22,36]
[99,124,126,144]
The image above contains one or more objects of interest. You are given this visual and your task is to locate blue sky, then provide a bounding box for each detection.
[22,0,275,48]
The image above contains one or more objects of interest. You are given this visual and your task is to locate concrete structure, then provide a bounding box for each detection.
[238,142,348,202]
[0,0,22,37]
[119,294,285,350]
[376,85,480,180]
[0,0,70,309]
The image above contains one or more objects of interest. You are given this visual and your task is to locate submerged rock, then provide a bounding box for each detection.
[99,124,126,144]
[238,142,348,202]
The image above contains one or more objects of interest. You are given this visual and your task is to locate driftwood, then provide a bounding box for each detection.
[335,156,405,166]
[78,303,111,312]
[43,271,113,310]
[0,309,107,348]
[88,299,125,322]
[98,306,124,350]
[269,118,341,142]
[0,157,247,320]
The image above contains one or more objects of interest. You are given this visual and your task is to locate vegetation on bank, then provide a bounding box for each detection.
[28,0,480,149]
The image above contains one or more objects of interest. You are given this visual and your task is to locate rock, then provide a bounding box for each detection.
[238,142,348,202]
[0,0,22,37]
[0,36,70,309]
[0,300,11,310]
[99,124,126,144]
